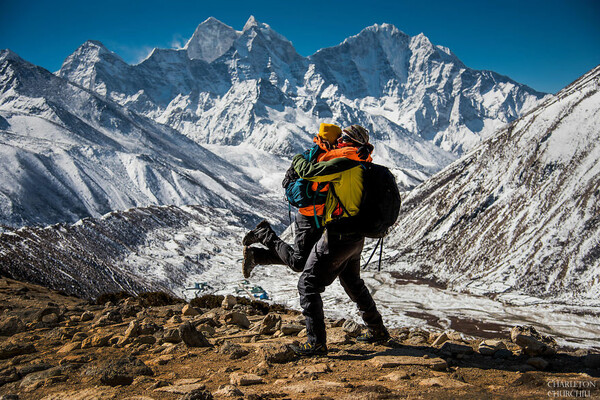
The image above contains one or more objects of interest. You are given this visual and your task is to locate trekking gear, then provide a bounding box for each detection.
[242,220,277,247]
[318,123,342,145]
[242,219,271,246]
[328,162,401,239]
[356,327,390,344]
[289,341,328,356]
[341,125,369,145]
[242,246,284,278]
[283,146,329,226]
[242,246,255,278]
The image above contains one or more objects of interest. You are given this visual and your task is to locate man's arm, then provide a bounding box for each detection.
[292,154,358,183]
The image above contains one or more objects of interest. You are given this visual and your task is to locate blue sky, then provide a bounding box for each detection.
[1,0,598,93]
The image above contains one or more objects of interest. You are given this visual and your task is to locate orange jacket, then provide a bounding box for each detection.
[298,146,371,217]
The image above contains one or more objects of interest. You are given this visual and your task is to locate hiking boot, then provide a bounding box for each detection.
[290,341,328,357]
[242,220,275,246]
[356,328,390,344]
[242,246,256,278]
[242,247,285,278]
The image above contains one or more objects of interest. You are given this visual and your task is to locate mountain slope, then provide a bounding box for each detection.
[0,204,248,299]
[0,49,279,227]
[386,65,600,304]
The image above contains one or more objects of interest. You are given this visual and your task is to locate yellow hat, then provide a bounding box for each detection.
[318,123,342,145]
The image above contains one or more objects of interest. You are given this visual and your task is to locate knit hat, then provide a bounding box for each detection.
[341,125,369,145]
[318,123,342,145]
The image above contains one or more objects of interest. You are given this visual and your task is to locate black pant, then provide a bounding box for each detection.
[272,213,323,272]
[298,229,385,345]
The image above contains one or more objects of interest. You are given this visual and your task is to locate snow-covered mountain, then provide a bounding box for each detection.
[0,204,249,299]
[57,16,547,188]
[0,49,283,227]
[386,65,600,305]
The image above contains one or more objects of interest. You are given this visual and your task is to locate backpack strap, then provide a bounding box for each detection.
[329,184,351,218]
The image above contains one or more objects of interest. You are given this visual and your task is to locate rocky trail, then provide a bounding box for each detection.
[0,278,598,400]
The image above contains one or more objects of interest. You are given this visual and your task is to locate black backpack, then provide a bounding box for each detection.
[328,162,401,239]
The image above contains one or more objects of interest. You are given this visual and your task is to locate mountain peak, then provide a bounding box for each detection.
[185,17,239,62]
[243,15,259,32]
[0,48,21,63]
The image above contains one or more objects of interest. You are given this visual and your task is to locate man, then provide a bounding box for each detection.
[289,125,389,356]
[241,123,342,278]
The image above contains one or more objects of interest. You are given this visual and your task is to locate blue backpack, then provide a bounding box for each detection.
[282,146,327,209]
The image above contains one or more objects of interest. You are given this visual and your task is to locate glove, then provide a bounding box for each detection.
[282,165,300,189]
[357,143,374,160]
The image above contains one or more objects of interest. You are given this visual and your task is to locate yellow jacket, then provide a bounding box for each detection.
[292,154,366,225]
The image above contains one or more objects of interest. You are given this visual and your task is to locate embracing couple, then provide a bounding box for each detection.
[241,123,389,357]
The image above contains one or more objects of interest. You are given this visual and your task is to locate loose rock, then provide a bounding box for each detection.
[258,343,295,364]
[100,356,154,386]
[178,322,211,347]
[510,326,557,356]
[229,372,264,386]
[182,304,200,317]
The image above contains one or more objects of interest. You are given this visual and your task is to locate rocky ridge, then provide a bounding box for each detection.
[0,278,598,399]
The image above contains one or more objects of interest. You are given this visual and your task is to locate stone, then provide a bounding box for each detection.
[179,322,211,347]
[19,366,63,389]
[0,343,36,360]
[197,324,215,337]
[295,363,331,376]
[527,357,549,370]
[382,370,410,381]
[100,356,153,386]
[124,320,141,338]
[41,313,60,324]
[180,389,214,400]
[81,333,113,349]
[57,341,82,354]
[59,355,92,365]
[281,380,344,394]
[214,384,244,397]
[222,295,237,310]
[447,331,464,341]
[168,315,183,325]
[510,325,557,356]
[80,311,94,322]
[36,387,118,399]
[432,332,449,347]
[35,307,61,323]
[163,328,182,343]
[229,372,264,386]
[223,312,250,329]
[258,343,296,364]
[72,332,88,342]
[0,316,25,336]
[280,324,304,335]
[139,321,161,335]
[478,340,507,356]
[419,377,470,388]
[258,313,281,335]
[155,383,206,394]
[182,304,200,317]
[440,341,474,356]
[405,335,428,346]
[219,341,249,360]
[326,328,352,345]
[369,355,447,371]
[342,319,361,337]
